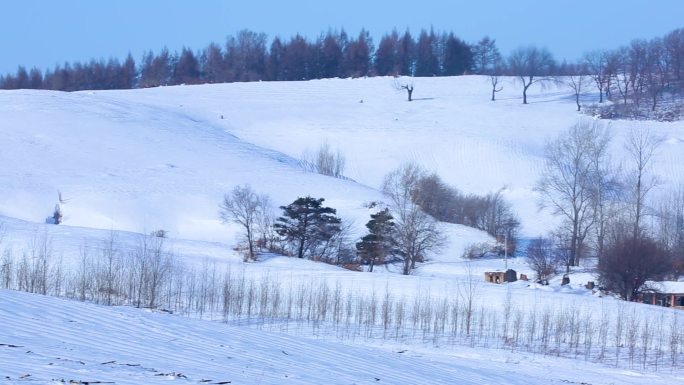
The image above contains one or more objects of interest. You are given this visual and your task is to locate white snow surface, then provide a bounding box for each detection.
[2,76,684,383]
[2,288,682,385]
[2,76,684,242]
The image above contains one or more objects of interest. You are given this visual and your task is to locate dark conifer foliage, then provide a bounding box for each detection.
[343,29,373,77]
[274,196,342,259]
[375,30,398,76]
[169,48,200,85]
[281,34,313,81]
[267,37,285,81]
[3,25,684,110]
[0,27,477,91]
[414,29,439,77]
[442,33,473,75]
[317,30,345,78]
[397,30,416,76]
[356,208,397,272]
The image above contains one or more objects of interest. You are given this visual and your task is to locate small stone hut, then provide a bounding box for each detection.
[484,269,517,284]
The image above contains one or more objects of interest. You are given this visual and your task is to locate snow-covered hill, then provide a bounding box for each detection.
[3,76,684,243]
[2,76,684,383]
[2,288,681,385]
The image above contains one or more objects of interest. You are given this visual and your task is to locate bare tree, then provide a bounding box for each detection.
[220,185,271,261]
[472,36,505,101]
[628,40,648,109]
[625,128,662,239]
[614,47,633,106]
[1,249,12,289]
[584,50,609,103]
[564,64,589,112]
[393,77,414,101]
[382,163,444,275]
[664,28,684,88]
[130,233,170,308]
[597,235,670,301]
[656,188,684,276]
[490,74,503,101]
[302,143,346,178]
[100,230,120,306]
[536,121,611,268]
[145,235,170,308]
[255,194,277,251]
[644,38,669,111]
[526,237,561,281]
[508,46,555,104]
[590,130,622,260]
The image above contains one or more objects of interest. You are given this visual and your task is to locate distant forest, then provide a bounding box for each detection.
[0,28,472,90]
[1,26,683,116]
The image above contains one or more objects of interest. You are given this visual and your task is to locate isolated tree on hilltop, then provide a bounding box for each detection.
[274,196,341,259]
[356,208,397,272]
[508,46,555,104]
[473,37,505,101]
[393,77,414,101]
[473,37,500,74]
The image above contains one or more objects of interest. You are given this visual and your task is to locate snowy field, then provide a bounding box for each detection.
[2,76,684,240]
[1,76,684,383]
[2,288,683,385]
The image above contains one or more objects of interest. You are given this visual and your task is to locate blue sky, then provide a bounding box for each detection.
[1,0,683,75]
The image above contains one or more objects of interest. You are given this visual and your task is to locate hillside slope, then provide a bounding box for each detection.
[2,76,683,243]
[2,289,680,385]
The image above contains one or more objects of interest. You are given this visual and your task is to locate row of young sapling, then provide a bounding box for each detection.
[0,232,682,372]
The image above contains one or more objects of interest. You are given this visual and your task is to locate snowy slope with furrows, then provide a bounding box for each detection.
[2,76,684,383]
[2,289,682,385]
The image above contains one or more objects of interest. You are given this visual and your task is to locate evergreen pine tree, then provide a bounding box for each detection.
[274,196,342,259]
[356,208,397,272]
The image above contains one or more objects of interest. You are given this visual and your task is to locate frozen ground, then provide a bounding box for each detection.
[2,289,682,385]
[2,76,684,241]
[1,76,684,383]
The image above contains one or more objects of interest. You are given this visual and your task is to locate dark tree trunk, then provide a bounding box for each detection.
[521,76,533,104]
[247,230,254,260]
[297,237,305,258]
[402,258,411,275]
